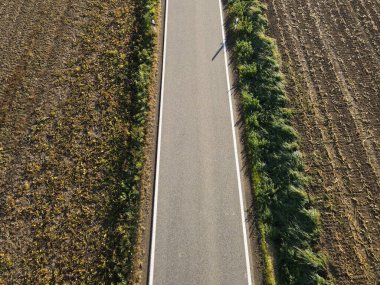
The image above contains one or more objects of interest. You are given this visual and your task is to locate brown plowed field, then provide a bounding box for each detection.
[0,0,139,283]
[265,0,380,283]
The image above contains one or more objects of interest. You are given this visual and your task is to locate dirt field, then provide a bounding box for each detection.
[265,0,380,283]
[0,0,143,283]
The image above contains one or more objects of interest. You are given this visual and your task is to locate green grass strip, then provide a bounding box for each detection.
[226,0,329,284]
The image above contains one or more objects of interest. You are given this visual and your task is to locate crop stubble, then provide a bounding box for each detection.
[0,0,141,283]
[265,0,380,283]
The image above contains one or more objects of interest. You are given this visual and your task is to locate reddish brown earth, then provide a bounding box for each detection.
[265,0,380,283]
[0,0,140,283]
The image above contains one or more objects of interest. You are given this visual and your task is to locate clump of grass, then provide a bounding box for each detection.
[226,0,328,284]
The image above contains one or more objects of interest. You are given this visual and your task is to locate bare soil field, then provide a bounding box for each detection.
[265,0,380,283]
[0,0,145,283]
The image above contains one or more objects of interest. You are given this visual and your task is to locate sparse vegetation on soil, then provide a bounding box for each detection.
[0,0,158,283]
[264,0,380,283]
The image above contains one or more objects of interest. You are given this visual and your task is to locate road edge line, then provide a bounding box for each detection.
[148,0,169,283]
[217,1,254,284]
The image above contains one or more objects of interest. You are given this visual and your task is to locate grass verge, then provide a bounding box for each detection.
[226,0,328,284]
[102,0,160,283]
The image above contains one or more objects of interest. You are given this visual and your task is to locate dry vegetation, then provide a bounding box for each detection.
[0,0,157,283]
[265,0,380,283]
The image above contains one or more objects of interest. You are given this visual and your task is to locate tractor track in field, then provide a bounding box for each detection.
[265,0,380,283]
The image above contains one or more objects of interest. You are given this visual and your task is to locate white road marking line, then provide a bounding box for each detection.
[148,0,169,283]
[217,1,254,284]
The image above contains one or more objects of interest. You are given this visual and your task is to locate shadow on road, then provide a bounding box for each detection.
[212,42,224,61]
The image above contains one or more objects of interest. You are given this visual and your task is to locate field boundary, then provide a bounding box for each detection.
[226,0,328,284]
[129,0,164,283]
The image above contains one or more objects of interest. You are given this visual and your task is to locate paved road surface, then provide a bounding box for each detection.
[149,0,252,284]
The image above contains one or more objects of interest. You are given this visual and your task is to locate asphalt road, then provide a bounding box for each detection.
[149,0,252,284]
